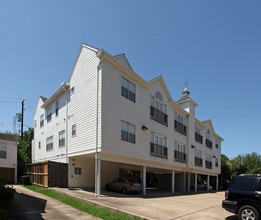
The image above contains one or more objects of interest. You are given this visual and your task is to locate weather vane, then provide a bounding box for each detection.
[185,81,189,88]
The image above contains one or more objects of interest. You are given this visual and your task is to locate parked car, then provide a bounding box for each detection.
[222,174,261,220]
[196,182,213,191]
[105,178,142,194]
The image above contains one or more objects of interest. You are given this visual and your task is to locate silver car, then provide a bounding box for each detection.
[105,178,142,194]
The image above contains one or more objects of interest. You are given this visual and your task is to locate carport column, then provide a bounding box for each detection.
[143,166,146,196]
[172,170,175,194]
[207,175,210,191]
[195,173,197,192]
[95,153,101,197]
[187,173,190,192]
[216,176,219,191]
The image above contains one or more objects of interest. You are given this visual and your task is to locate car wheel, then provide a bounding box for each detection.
[238,205,260,220]
[122,187,127,194]
[105,184,110,191]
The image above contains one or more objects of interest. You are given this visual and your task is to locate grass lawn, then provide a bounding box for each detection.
[24,185,142,220]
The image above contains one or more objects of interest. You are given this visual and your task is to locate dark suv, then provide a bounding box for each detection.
[222,174,261,220]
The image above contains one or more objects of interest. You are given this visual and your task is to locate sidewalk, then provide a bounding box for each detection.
[12,185,100,220]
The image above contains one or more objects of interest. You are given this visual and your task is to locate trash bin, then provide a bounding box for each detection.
[20,176,31,185]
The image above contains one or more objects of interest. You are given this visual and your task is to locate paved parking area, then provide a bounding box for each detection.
[53,188,238,220]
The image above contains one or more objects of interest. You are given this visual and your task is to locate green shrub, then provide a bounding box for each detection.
[0,182,15,220]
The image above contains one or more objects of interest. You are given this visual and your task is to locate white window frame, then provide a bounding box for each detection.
[47,107,52,122]
[40,114,44,127]
[0,143,7,159]
[121,77,136,103]
[46,136,53,151]
[59,130,65,148]
[121,121,136,144]
[72,124,76,137]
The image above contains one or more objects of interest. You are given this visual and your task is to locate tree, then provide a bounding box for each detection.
[230,152,261,176]
[220,154,232,189]
[17,128,33,178]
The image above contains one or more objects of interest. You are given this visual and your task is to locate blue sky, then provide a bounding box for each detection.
[0,0,260,159]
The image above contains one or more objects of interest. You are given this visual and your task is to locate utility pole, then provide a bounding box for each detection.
[21,99,24,139]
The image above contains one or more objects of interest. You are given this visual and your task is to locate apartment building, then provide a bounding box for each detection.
[32,43,223,196]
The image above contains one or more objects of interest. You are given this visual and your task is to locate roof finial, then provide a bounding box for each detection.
[182,81,190,96]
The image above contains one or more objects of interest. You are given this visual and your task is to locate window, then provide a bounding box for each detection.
[59,130,65,148]
[74,167,81,175]
[233,178,257,191]
[150,94,168,126]
[40,114,44,127]
[47,107,52,122]
[150,133,168,159]
[38,141,41,149]
[215,157,218,167]
[206,129,213,148]
[0,143,7,159]
[205,153,212,169]
[55,101,59,116]
[70,86,75,95]
[174,112,187,136]
[195,126,203,144]
[215,140,219,149]
[121,77,136,102]
[46,136,53,151]
[72,124,76,137]
[174,141,186,162]
[195,149,202,167]
[121,121,135,144]
[256,180,261,191]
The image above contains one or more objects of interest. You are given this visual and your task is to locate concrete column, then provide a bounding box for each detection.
[195,173,197,192]
[143,166,146,196]
[216,176,219,191]
[172,170,175,194]
[207,175,210,191]
[95,153,101,197]
[187,173,190,192]
[183,171,186,192]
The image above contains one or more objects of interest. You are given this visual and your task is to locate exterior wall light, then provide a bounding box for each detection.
[142,125,148,130]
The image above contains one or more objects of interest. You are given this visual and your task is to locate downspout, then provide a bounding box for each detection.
[62,82,69,164]
[95,52,104,197]
[185,115,190,191]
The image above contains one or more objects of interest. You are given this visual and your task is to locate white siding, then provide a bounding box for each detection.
[0,139,17,183]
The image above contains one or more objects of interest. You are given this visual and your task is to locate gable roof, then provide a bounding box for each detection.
[40,96,47,102]
[41,82,70,109]
[113,54,133,71]
[33,96,47,118]
[201,119,223,141]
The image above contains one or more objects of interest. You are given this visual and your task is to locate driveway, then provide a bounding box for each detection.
[53,188,238,220]
[12,185,100,220]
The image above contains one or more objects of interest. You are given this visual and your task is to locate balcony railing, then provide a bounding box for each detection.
[174,151,186,163]
[150,106,168,126]
[195,157,203,167]
[174,120,187,136]
[205,160,212,169]
[195,132,203,144]
[206,139,213,149]
[150,143,168,159]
